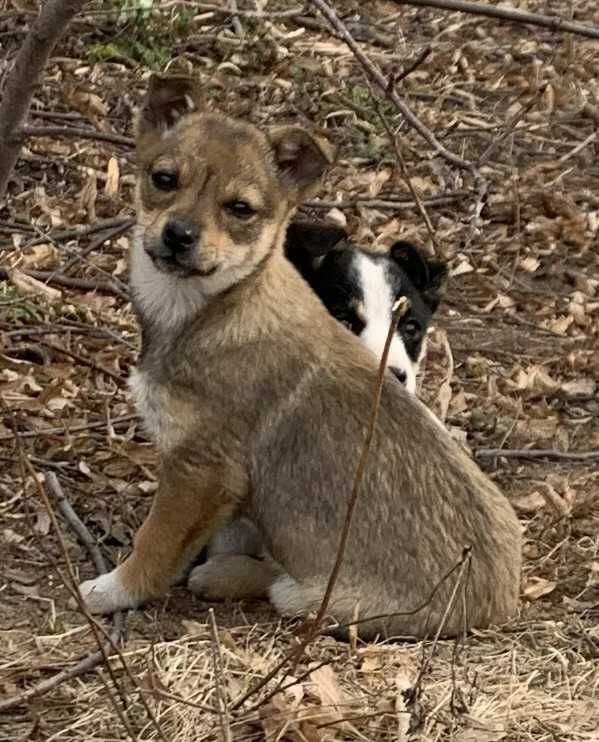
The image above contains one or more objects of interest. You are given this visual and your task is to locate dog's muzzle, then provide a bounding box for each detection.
[146,219,217,277]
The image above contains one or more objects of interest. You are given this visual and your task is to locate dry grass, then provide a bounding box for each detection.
[1,0,599,739]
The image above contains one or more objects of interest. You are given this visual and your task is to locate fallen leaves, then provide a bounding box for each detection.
[8,269,62,304]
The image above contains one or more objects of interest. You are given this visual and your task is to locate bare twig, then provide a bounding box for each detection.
[0,267,130,299]
[0,423,134,731]
[18,125,134,148]
[0,413,136,442]
[46,471,113,576]
[304,191,469,211]
[208,609,233,742]
[313,297,409,629]
[558,131,598,164]
[371,93,439,255]
[228,0,243,36]
[308,0,472,170]
[0,0,87,200]
[391,0,599,40]
[44,473,168,742]
[412,547,472,699]
[24,217,135,248]
[39,339,124,383]
[55,220,133,278]
[477,89,545,167]
[476,448,599,462]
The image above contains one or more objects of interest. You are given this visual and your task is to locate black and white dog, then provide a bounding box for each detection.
[285,220,446,394]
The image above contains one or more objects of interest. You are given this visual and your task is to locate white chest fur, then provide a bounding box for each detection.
[129,368,184,452]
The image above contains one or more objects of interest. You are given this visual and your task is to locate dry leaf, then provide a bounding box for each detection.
[104,157,120,197]
[79,170,98,222]
[21,244,59,271]
[9,269,62,303]
[511,491,547,513]
[523,576,557,601]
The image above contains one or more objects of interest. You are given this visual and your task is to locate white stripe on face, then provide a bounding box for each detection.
[354,252,417,394]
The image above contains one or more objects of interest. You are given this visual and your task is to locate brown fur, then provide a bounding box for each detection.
[79,75,521,640]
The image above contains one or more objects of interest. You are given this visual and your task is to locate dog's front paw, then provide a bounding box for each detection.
[79,570,136,614]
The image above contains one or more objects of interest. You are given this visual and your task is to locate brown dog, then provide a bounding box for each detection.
[79,74,521,639]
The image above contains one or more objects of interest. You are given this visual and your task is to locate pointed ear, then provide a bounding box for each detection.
[390,241,430,289]
[268,127,336,201]
[285,219,347,258]
[390,240,447,311]
[136,74,202,142]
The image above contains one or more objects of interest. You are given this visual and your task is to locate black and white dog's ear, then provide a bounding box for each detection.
[390,241,447,311]
[285,220,347,258]
[285,219,347,282]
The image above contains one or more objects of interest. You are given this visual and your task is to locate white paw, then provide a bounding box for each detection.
[79,570,136,614]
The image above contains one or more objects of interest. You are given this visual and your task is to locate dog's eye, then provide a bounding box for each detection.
[403,319,421,338]
[151,171,178,191]
[225,201,256,219]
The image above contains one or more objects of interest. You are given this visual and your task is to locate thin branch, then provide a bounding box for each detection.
[0,413,136,442]
[18,125,134,148]
[392,0,599,41]
[0,0,88,201]
[371,93,439,256]
[39,338,124,384]
[313,297,409,629]
[45,473,168,742]
[0,267,130,300]
[208,609,233,742]
[55,220,133,280]
[475,448,599,462]
[308,0,472,170]
[304,190,469,211]
[25,217,135,248]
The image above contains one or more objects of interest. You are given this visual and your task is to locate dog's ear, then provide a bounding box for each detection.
[285,220,347,257]
[136,74,202,142]
[390,241,447,312]
[268,127,336,201]
[285,220,347,279]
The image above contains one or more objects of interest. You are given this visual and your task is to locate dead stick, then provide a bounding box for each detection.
[25,217,135,247]
[0,0,87,201]
[0,267,130,299]
[313,297,408,628]
[47,472,109,576]
[391,0,599,40]
[372,93,439,256]
[39,339,124,384]
[18,125,134,148]
[308,0,472,170]
[45,473,168,741]
[231,300,409,711]
[476,448,599,462]
[304,191,469,210]
[208,609,233,742]
[56,219,133,277]
[0,413,136,442]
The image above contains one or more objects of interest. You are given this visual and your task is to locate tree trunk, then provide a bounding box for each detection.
[0,0,87,204]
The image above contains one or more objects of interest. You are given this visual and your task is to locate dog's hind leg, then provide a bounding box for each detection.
[188,553,284,601]
[269,574,370,638]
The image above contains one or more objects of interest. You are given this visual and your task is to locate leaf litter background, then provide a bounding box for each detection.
[1,0,598,739]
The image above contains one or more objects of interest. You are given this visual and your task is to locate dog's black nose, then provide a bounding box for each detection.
[162,219,198,255]
[390,366,407,385]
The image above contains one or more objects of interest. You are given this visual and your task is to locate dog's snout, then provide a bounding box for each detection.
[390,366,407,385]
[162,219,199,255]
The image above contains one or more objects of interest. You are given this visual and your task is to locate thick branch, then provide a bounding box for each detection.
[0,0,87,202]
[392,0,599,40]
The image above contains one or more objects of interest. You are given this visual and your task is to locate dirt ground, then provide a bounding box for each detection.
[1,1,598,740]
